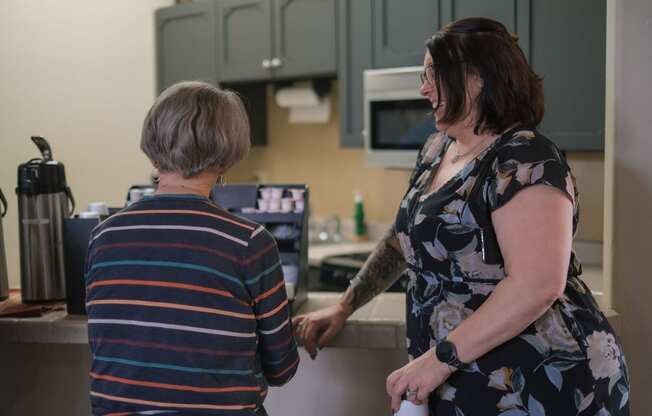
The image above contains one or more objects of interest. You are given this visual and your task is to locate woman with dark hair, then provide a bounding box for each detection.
[294,17,629,415]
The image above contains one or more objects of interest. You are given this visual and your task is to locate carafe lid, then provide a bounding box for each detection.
[16,136,69,195]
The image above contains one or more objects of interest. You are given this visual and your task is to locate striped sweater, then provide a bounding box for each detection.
[85,194,299,415]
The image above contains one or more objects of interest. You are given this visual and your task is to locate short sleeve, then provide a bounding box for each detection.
[486,131,576,212]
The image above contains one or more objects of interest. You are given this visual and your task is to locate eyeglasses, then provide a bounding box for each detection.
[418,64,435,86]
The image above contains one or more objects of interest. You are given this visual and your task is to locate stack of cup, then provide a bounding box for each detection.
[288,188,305,213]
[258,187,284,213]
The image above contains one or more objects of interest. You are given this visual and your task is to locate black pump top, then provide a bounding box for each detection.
[16,136,69,195]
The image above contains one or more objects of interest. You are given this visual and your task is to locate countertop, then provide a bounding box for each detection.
[0,289,620,350]
[308,241,378,267]
[0,292,407,350]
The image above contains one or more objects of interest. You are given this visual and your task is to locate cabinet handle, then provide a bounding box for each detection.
[271,57,282,68]
[262,59,272,69]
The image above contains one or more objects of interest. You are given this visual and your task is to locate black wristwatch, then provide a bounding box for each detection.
[435,340,467,370]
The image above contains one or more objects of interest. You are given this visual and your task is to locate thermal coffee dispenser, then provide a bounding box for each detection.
[16,136,75,302]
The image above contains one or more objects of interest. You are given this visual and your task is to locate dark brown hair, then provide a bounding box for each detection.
[141,81,250,178]
[426,17,544,134]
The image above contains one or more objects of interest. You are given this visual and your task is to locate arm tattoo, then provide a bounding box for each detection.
[341,227,407,311]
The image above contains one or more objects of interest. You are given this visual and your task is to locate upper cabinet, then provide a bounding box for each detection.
[371,0,440,68]
[217,0,337,83]
[156,0,606,152]
[155,1,216,93]
[338,0,606,150]
[440,0,532,61]
[215,0,273,82]
[529,0,606,151]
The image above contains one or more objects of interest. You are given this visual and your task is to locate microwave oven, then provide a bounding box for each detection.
[363,66,438,168]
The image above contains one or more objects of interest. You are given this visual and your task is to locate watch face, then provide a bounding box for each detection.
[437,340,455,363]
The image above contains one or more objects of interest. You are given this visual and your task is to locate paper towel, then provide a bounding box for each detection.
[288,98,330,123]
[275,83,331,123]
[275,86,320,108]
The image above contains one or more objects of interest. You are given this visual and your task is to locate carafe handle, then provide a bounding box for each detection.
[65,187,75,216]
[0,188,6,218]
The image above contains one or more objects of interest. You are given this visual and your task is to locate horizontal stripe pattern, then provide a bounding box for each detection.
[93,225,249,247]
[90,391,257,411]
[90,372,261,393]
[89,318,256,337]
[86,195,298,415]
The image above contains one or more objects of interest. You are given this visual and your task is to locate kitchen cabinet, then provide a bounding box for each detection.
[529,0,606,151]
[338,0,605,151]
[337,0,372,148]
[155,1,216,93]
[216,0,337,82]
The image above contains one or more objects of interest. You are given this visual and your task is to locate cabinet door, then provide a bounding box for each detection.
[273,0,337,79]
[530,0,605,150]
[371,0,441,68]
[440,0,531,60]
[216,0,274,82]
[155,1,216,93]
[338,0,373,147]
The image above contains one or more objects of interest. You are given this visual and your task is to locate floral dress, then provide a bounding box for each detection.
[394,127,630,416]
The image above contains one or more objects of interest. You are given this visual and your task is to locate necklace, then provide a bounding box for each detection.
[450,137,493,163]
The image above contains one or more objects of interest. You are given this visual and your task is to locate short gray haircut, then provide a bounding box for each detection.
[141,81,250,178]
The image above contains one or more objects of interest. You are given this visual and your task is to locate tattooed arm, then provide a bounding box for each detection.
[341,227,407,311]
[292,227,406,358]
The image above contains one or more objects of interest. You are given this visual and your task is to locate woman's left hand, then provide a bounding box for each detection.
[386,348,454,412]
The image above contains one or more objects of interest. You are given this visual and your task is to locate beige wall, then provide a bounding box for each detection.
[0,0,173,288]
[610,0,652,414]
[229,83,605,241]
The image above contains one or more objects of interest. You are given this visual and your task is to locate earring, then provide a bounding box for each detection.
[217,175,226,186]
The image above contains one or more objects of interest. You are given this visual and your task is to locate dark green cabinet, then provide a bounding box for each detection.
[215,0,273,82]
[530,0,606,151]
[155,1,216,93]
[338,0,605,150]
[440,0,532,61]
[371,0,440,68]
[217,0,337,83]
[337,0,372,148]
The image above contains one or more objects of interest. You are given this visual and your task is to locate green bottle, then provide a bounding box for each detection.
[353,190,367,239]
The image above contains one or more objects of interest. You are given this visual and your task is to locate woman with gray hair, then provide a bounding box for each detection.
[86,81,299,415]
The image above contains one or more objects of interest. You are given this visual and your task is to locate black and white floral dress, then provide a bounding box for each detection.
[395,127,630,416]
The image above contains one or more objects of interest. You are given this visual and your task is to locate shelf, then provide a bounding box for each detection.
[237,212,304,224]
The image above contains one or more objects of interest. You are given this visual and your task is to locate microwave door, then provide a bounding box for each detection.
[370,98,436,150]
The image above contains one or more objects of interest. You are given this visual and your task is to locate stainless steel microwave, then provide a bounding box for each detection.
[363,66,438,168]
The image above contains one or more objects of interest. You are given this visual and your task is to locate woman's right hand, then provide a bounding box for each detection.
[292,302,352,359]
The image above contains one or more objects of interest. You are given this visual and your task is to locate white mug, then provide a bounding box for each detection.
[129,188,144,205]
[87,202,109,216]
[268,199,281,213]
[394,400,428,416]
[257,199,270,212]
[280,198,294,213]
[259,187,274,200]
[270,187,284,200]
[78,211,100,219]
[294,199,305,213]
[281,264,299,285]
[289,188,305,200]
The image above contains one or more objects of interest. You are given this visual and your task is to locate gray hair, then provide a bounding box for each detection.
[141,81,250,178]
